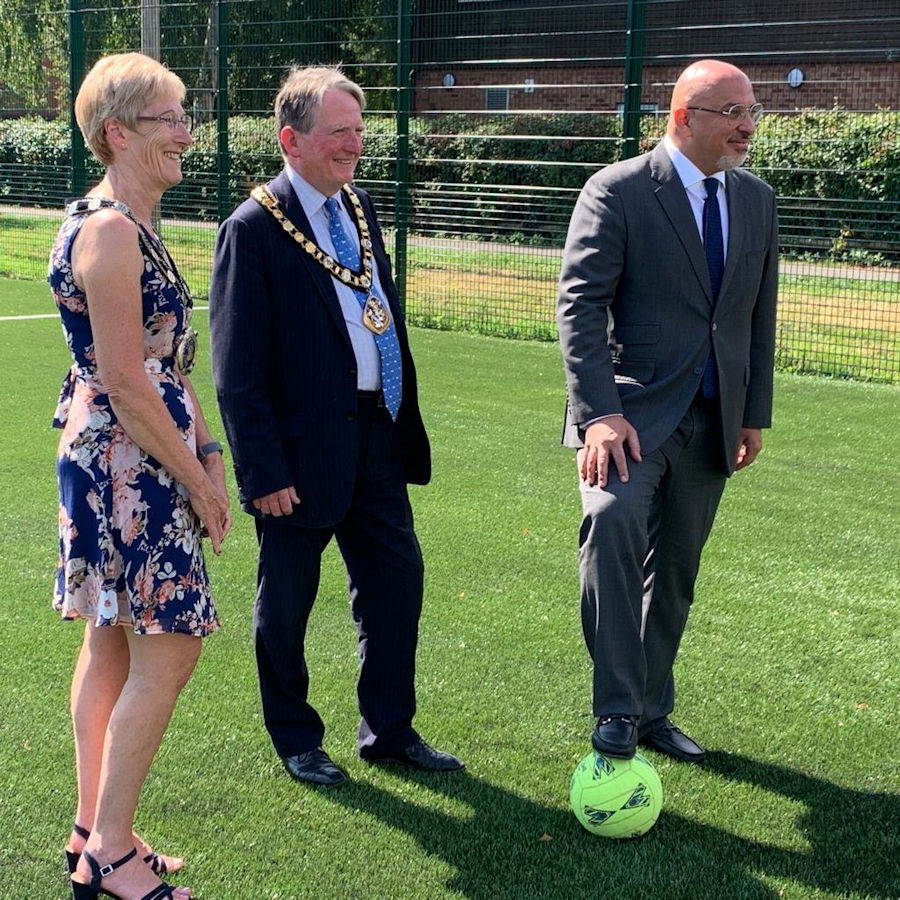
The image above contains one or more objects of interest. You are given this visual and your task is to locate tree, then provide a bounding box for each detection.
[0,0,400,119]
[0,0,67,114]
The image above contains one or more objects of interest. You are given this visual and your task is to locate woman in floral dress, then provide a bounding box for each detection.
[49,53,231,900]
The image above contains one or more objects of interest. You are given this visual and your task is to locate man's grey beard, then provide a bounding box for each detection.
[718,152,748,171]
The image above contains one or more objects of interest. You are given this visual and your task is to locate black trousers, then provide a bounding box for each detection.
[254,393,424,758]
[578,393,728,730]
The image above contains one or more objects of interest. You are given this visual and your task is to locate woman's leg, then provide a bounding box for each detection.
[73,630,201,898]
[66,624,185,876]
[67,622,129,851]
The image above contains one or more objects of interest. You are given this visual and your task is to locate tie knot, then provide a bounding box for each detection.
[704,177,719,199]
[324,196,341,219]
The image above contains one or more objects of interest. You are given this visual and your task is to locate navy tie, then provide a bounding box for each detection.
[325,196,402,420]
[702,176,724,397]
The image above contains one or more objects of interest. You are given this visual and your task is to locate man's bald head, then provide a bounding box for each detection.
[666,59,759,175]
[669,60,752,114]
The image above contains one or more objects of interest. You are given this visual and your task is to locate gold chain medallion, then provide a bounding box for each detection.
[362,294,391,335]
[251,184,374,291]
[251,184,392,335]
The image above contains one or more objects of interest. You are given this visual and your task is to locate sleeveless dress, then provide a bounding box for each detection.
[48,209,219,637]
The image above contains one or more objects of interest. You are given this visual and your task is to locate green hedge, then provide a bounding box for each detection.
[753,109,900,264]
[0,117,86,206]
[2,110,897,260]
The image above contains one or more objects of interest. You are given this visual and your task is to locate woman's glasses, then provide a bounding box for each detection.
[136,113,194,133]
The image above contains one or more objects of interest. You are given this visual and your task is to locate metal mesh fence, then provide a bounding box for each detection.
[1,0,898,381]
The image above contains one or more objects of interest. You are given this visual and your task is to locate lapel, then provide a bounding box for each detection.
[649,144,714,304]
[267,171,353,348]
[717,169,746,302]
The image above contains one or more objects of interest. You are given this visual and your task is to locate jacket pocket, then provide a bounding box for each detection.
[614,358,654,389]
[613,323,660,345]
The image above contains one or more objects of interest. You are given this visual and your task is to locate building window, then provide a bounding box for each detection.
[485,87,509,111]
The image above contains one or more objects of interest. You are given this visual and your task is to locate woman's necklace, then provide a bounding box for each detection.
[65,196,198,374]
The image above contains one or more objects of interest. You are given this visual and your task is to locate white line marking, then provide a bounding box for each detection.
[0,305,210,322]
[0,314,58,321]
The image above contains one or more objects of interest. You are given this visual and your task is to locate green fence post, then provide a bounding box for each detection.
[68,0,86,198]
[394,0,412,311]
[621,0,646,160]
[215,0,231,223]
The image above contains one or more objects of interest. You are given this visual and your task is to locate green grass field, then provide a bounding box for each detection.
[2,207,898,380]
[1,277,898,899]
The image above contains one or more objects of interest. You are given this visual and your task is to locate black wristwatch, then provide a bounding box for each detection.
[198,441,224,461]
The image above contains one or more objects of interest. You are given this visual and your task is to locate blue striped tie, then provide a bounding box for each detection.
[702,177,724,398]
[325,196,402,420]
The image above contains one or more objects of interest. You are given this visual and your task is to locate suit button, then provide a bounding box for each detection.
[346,412,356,420]
[349,368,357,376]
[693,366,703,375]
[711,323,718,332]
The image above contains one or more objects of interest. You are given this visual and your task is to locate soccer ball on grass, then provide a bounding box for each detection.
[569,750,663,838]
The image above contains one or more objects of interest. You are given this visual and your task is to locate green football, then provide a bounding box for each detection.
[569,750,663,838]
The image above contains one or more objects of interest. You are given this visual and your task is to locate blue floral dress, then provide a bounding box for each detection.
[48,207,219,637]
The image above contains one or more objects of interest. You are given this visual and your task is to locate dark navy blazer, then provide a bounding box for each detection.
[209,171,430,528]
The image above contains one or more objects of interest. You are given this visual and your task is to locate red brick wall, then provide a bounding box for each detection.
[415,62,900,114]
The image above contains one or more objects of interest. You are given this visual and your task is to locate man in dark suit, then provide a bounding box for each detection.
[210,66,463,785]
[557,60,778,763]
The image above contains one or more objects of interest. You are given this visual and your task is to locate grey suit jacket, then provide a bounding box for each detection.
[557,142,778,475]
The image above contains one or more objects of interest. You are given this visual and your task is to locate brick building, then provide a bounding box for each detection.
[412,0,900,114]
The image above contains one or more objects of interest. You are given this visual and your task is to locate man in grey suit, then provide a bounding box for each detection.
[557,59,778,763]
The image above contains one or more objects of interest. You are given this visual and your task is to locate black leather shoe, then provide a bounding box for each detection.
[282,748,347,785]
[591,715,638,759]
[639,719,706,763]
[365,738,465,772]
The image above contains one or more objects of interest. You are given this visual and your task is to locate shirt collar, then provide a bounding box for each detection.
[284,164,340,220]
[663,135,726,193]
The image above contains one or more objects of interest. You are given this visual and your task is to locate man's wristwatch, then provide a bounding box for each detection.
[197,441,224,461]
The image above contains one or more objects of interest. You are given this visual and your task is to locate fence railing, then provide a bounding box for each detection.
[1,0,898,382]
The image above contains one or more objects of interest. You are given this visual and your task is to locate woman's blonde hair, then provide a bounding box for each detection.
[74,53,185,165]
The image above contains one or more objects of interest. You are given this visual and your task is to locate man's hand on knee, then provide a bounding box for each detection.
[580,416,642,488]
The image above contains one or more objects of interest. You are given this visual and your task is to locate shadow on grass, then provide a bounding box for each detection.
[320,751,899,900]
[702,751,899,897]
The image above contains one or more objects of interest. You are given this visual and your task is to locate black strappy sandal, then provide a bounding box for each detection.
[144,852,172,877]
[66,824,177,878]
[65,823,92,874]
[70,847,177,899]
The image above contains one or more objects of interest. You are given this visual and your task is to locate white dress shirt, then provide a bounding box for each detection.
[285,165,382,391]
[663,134,729,261]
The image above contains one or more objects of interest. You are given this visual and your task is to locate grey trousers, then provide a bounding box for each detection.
[578,394,728,730]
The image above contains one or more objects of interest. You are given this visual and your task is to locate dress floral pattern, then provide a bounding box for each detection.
[48,210,219,637]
